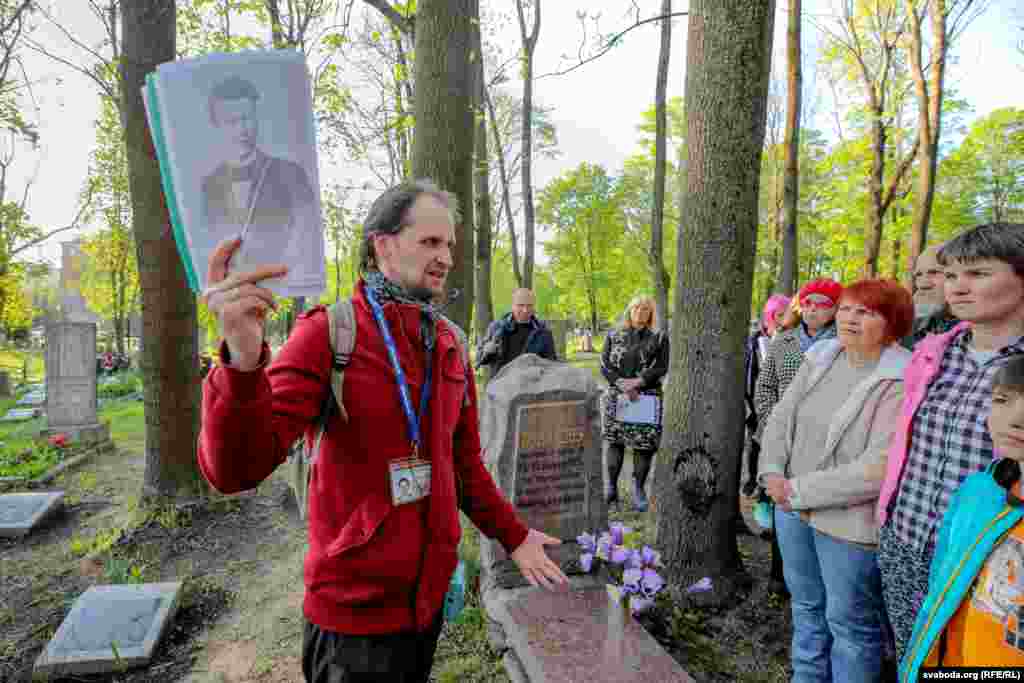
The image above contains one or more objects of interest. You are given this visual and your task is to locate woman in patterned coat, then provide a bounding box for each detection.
[753,278,842,596]
[601,295,670,512]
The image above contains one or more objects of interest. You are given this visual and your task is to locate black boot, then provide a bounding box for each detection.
[605,442,625,505]
[632,449,655,512]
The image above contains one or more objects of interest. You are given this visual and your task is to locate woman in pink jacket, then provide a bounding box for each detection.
[877,222,1024,661]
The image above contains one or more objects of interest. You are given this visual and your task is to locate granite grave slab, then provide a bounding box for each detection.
[0,491,64,537]
[484,585,693,683]
[34,582,182,678]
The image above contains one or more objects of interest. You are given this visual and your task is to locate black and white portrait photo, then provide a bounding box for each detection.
[150,50,325,297]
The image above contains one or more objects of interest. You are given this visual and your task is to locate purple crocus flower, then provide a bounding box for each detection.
[626,549,644,570]
[580,552,594,573]
[610,546,631,565]
[622,568,643,593]
[629,595,654,615]
[596,533,612,561]
[640,546,662,568]
[577,532,597,554]
[641,569,665,596]
[686,576,713,594]
[609,523,632,546]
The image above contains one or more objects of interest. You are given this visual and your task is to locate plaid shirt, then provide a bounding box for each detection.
[889,329,1024,554]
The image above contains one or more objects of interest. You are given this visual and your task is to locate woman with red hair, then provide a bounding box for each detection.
[758,279,913,682]
[753,278,842,596]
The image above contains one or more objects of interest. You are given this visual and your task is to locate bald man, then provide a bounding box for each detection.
[902,243,959,349]
[476,288,558,380]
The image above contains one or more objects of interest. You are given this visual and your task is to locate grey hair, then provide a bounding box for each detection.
[358,179,460,273]
[937,222,1024,277]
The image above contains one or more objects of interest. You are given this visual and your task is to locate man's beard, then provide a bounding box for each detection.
[915,301,945,320]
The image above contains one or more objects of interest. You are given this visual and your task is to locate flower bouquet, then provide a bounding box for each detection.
[577,522,666,616]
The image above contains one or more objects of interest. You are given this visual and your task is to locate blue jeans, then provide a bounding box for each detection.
[774,509,884,683]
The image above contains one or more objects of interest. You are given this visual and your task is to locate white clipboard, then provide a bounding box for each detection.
[616,394,660,425]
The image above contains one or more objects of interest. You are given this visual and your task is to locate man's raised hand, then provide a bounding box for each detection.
[202,237,288,371]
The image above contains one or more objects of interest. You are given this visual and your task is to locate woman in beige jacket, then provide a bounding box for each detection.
[758,279,913,683]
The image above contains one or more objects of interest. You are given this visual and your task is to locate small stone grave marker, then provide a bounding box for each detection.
[0,491,64,537]
[17,390,45,407]
[1,407,38,422]
[34,582,183,678]
[479,354,606,590]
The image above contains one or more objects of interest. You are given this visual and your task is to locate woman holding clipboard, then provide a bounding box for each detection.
[600,295,670,512]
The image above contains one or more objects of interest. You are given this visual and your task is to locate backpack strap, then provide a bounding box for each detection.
[308,299,357,463]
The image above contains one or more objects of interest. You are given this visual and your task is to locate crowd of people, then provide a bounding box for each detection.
[194,170,1024,682]
[741,221,1024,680]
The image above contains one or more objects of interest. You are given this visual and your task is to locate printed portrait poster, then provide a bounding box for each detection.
[145,50,326,298]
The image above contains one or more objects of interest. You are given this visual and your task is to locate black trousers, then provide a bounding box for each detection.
[605,442,655,498]
[302,611,444,683]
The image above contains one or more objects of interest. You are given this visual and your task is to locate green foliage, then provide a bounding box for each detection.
[0,441,62,479]
[539,163,648,331]
[936,107,1024,226]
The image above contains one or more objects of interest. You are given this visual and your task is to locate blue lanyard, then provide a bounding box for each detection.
[365,287,433,456]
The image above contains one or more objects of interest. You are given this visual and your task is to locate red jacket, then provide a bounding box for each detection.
[198,282,529,635]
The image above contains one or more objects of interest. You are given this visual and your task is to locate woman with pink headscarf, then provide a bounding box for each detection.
[744,295,792,490]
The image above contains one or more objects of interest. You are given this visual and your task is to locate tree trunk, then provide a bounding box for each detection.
[906,0,948,272]
[779,0,801,297]
[516,0,540,289]
[649,0,673,334]
[654,0,775,603]
[473,20,493,343]
[485,86,523,288]
[122,1,205,502]
[864,111,887,278]
[411,0,475,331]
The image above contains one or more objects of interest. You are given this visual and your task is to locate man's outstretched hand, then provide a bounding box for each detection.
[201,237,288,371]
[510,529,570,590]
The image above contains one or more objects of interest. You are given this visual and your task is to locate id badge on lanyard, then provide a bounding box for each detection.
[366,287,434,507]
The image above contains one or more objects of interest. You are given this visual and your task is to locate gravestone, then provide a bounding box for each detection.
[34,582,183,678]
[479,354,606,591]
[43,322,109,443]
[0,491,64,537]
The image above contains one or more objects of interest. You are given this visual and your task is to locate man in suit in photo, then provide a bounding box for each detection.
[202,76,321,284]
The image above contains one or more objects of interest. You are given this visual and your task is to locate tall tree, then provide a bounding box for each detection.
[514,0,540,289]
[824,0,919,277]
[778,0,802,296]
[411,0,475,330]
[653,0,775,602]
[473,13,494,342]
[904,0,987,270]
[648,0,672,332]
[122,1,205,502]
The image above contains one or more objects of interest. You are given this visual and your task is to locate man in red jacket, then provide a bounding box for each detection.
[198,179,568,683]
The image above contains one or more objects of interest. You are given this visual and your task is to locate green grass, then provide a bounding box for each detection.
[0,347,44,384]
[100,400,146,454]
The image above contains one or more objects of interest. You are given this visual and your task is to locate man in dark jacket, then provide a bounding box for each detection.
[476,288,558,381]
[198,180,567,683]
